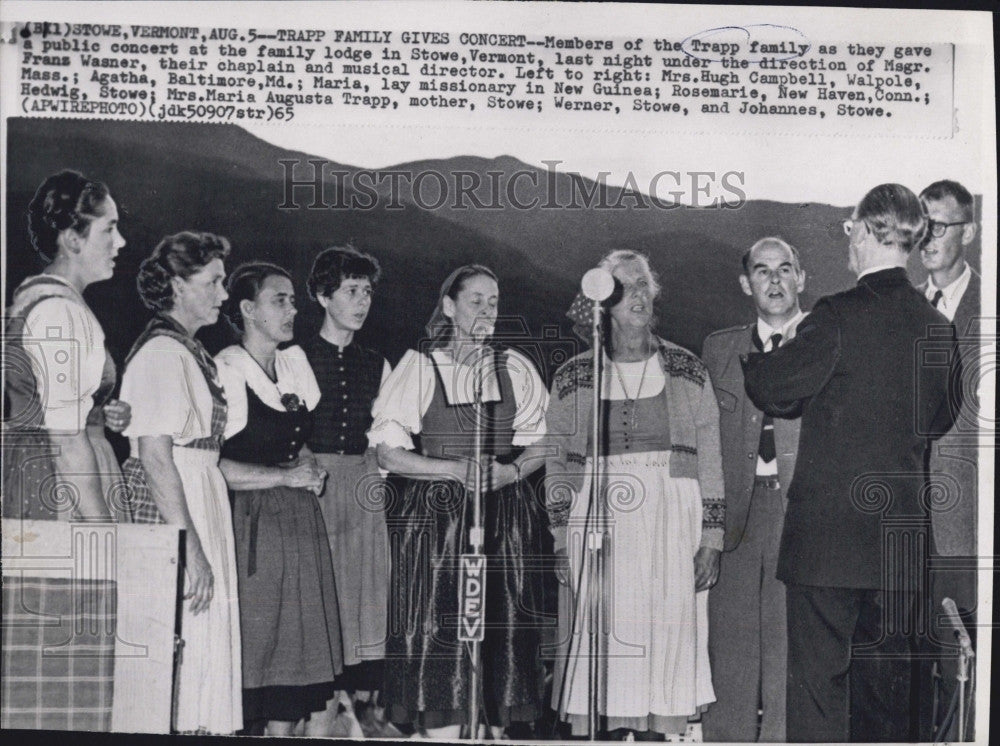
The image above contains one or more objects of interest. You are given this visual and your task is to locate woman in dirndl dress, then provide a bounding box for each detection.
[370,265,549,739]
[545,250,723,740]
[3,170,129,522]
[302,246,391,711]
[119,232,241,734]
[215,261,342,736]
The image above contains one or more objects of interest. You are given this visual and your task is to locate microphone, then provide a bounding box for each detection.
[581,268,616,302]
[942,597,974,657]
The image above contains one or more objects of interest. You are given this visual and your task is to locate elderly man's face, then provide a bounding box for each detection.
[739,241,805,320]
[920,195,972,275]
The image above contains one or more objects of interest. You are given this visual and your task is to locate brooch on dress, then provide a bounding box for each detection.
[280,393,304,412]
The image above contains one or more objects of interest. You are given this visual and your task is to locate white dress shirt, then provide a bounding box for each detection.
[925,262,972,322]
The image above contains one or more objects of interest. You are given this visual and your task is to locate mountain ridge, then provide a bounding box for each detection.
[6,119,977,367]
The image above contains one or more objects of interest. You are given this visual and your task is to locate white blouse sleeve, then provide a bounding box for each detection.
[215,352,249,440]
[506,348,549,446]
[366,349,434,451]
[276,345,322,410]
[23,297,106,432]
[121,337,214,442]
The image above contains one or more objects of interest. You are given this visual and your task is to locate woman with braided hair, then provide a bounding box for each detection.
[4,170,129,522]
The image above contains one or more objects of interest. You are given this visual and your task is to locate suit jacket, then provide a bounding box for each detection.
[703,323,801,551]
[743,268,957,589]
[918,270,981,556]
[917,268,980,339]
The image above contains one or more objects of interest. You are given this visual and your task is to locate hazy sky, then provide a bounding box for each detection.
[236,2,991,206]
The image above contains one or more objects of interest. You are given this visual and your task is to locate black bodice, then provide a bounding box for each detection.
[221,384,313,465]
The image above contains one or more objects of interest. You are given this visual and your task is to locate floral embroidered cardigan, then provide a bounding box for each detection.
[543,337,725,553]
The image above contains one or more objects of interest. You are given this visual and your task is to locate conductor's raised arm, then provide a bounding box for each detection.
[741,298,841,418]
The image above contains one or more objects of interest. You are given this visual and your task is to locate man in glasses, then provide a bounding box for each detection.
[919,180,979,326]
[916,179,980,742]
[741,184,958,742]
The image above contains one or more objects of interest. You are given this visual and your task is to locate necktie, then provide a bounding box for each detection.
[755,330,782,463]
[931,289,944,308]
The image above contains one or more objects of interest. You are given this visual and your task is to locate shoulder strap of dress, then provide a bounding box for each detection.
[5,276,82,327]
[14,275,75,296]
[126,314,223,398]
[426,349,448,399]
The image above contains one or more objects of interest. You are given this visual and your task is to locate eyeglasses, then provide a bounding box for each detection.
[926,219,969,238]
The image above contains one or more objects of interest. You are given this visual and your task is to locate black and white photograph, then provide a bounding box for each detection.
[1,1,995,742]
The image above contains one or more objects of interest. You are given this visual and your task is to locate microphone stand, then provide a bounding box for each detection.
[586,296,606,740]
[957,646,971,742]
[942,597,975,741]
[556,268,613,739]
[462,342,488,739]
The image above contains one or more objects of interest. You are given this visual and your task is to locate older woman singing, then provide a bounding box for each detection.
[120,232,241,734]
[546,250,724,740]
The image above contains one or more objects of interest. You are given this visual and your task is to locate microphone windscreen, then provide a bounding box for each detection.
[581,268,616,301]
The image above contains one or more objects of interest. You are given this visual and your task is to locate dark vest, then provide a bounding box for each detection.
[304,336,383,454]
[419,348,517,461]
[221,385,313,466]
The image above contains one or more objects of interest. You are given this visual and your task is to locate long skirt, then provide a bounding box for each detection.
[314,451,388,685]
[383,474,547,728]
[232,483,342,722]
[126,447,242,734]
[553,451,715,735]
[1,424,123,521]
[87,423,128,522]
[2,430,61,519]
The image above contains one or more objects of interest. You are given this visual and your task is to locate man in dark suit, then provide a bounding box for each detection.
[916,179,980,741]
[742,184,957,742]
[702,238,804,742]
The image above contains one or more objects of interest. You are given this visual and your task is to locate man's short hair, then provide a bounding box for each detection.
[741,237,802,275]
[919,179,975,222]
[855,183,926,254]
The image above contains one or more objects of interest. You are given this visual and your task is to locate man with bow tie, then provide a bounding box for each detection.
[742,184,958,742]
[701,237,806,742]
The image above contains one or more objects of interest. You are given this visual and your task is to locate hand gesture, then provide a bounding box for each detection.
[102,399,131,433]
[694,546,721,591]
[283,460,327,495]
[488,460,520,491]
[184,535,214,615]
